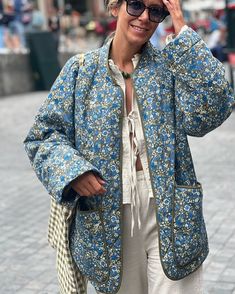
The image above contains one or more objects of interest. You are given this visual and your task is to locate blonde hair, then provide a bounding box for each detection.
[105,0,123,13]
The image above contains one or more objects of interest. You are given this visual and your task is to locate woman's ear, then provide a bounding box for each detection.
[110,4,119,18]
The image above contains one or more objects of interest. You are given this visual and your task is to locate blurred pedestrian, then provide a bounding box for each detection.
[66,10,85,51]
[48,6,60,51]
[60,4,72,50]
[9,0,27,49]
[21,0,32,26]
[24,1,44,33]
[2,0,19,51]
[207,24,227,62]
[24,0,235,294]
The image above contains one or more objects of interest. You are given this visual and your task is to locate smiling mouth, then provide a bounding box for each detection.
[131,25,148,32]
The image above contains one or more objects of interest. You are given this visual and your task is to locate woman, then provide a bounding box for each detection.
[24,0,235,293]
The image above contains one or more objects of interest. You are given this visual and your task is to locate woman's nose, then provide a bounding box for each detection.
[138,8,149,22]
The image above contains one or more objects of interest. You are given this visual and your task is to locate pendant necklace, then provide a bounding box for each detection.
[121,71,132,79]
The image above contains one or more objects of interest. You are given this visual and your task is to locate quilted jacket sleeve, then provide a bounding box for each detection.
[24,55,101,204]
[162,27,235,137]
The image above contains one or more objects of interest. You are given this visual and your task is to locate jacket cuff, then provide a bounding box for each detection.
[49,154,101,204]
[61,169,104,204]
[162,27,202,67]
[62,182,78,203]
[165,25,189,45]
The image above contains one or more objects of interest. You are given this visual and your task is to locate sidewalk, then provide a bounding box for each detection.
[0,92,235,293]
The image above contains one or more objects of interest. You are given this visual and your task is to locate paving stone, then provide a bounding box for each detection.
[43,283,59,292]
[210,291,233,294]
[220,268,235,283]
[16,290,40,294]
[24,281,43,290]
[205,281,235,292]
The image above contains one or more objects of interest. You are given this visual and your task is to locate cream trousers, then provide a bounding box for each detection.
[97,171,203,294]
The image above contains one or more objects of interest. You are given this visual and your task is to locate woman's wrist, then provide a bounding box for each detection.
[174,20,187,36]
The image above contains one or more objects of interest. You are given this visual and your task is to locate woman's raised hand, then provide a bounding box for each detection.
[162,0,186,35]
[71,171,107,197]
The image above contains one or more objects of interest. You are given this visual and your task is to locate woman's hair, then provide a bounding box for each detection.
[104,0,123,13]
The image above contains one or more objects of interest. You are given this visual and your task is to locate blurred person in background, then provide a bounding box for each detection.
[48,6,60,51]
[9,0,28,49]
[24,0,235,294]
[207,23,228,62]
[21,0,32,26]
[0,0,30,51]
[209,10,224,32]
[66,10,86,51]
[2,0,19,51]
[60,6,87,52]
[24,1,44,37]
[59,3,72,50]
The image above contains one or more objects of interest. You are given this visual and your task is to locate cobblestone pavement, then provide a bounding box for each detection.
[0,92,235,294]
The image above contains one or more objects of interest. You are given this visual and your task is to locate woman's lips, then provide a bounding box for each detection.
[130,24,149,32]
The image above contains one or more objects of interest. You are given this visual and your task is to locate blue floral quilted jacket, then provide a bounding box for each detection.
[24,28,235,294]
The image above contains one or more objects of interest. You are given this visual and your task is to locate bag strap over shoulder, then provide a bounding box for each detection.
[78,53,85,67]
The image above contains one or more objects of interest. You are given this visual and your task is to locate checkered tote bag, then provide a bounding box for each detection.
[48,196,87,294]
[47,53,87,294]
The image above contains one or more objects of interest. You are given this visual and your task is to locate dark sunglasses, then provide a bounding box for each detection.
[125,0,170,23]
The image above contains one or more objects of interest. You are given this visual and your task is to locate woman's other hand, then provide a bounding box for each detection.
[71,172,107,197]
[162,0,186,35]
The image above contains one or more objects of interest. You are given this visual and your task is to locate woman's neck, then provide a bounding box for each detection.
[110,34,142,73]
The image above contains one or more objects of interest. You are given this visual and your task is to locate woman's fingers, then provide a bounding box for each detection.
[95,174,106,185]
[162,0,186,35]
[88,173,107,194]
[76,186,93,197]
[71,171,106,197]
[163,0,181,13]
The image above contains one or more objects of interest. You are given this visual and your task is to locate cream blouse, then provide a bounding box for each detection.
[109,55,153,235]
[108,25,189,235]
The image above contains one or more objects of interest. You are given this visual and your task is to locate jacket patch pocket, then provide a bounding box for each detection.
[69,208,109,283]
[173,184,204,267]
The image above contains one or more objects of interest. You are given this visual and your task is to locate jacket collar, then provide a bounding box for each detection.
[98,37,158,82]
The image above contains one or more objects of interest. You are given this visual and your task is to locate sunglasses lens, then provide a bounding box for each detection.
[127,0,145,17]
[149,7,167,22]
